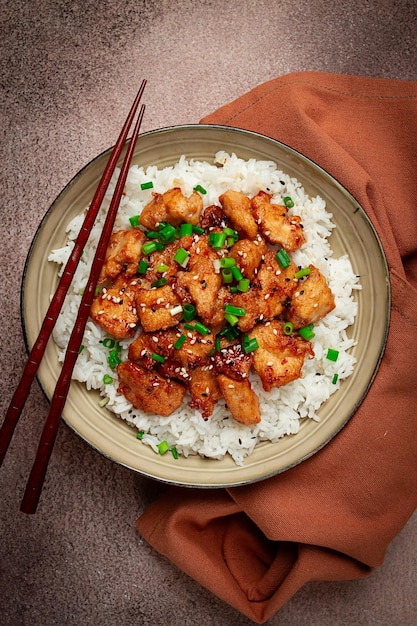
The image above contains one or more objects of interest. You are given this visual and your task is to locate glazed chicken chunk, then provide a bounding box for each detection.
[217,375,260,425]
[251,190,305,251]
[116,361,186,416]
[136,284,183,332]
[219,190,258,239]
[286,265,336,329]
[175,235,222,323]
[229,237,267,280]
[90,276,139,339]
[98,228,145,283]
[189,366,222,419]
[139,188,203,230]
[248,320,314,391]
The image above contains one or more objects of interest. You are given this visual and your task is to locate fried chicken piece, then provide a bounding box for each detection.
[139,188,203,230]
[199,204,229,230]
[98,228,146,283]
[136,284,183,332]
[251,190,305,251]
[189,366,222,418]
[116,361,185,416]
[128,324,214,372]
[219,190,258,240]
[248,320,314,391]
[229,237,267,280]
[212,342,253,381]
[231,250,299,332]
[217,375,260,425]
[90,276,139,339]
[144,236,193,285]
[286,265,336,329]
[174,235,222,323]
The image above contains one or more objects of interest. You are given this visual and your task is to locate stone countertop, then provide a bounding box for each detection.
[1,1,416,625]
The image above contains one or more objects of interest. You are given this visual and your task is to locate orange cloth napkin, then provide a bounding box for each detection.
[136,72,417,623]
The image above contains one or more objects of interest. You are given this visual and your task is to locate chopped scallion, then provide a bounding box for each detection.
[224,304,246,316]
[157,440,170,455]
[142,241,159,255]
[179,223,193,237]
[283,321,294,335]
[194,321,211,335]
[231,265,243,281]
[224,313,239,327]
[294,267,311,279]
[243,335,259,354]
[174,247,190,265]
[103,374,113,385]
[137,431,144,439]
[193,184,207,195]
[174,333,187,349]
[129,215,140,227]
[141,181,154,190]
[157,264,169,273]
[283,196,294,208]
[332,373,339,384]
[192,225,205,235]
[102,338,116,349]
[237,278,250,292]
[171,446,179,459]
[151,277,168,288]
[219,256,236,269]
[209,231,227,249]
[298,324,315,340]
[151,352,166,363]
[276,248,291,269]
[137,259,149,274]
[221,268,233,284]
[158,223,177,244]
[182,303,196,321]
[326,348,339,362]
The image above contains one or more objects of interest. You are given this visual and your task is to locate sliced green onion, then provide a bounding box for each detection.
[78,345,85,354]
[183,323,195,332]
[179,223,193,237]
[141,181,154,190]
[158,223,177,244]
[137,259,149,274]
[151,352,166,363]
[224,304,246,317]
[283,196,294,208]
[157,264,169,273]
[108,349,122,369]
[243,335,259,354]
[142,241,159,255]
[193,184,207,195]
[174,247,190,265]
[231,265,243,281]
[298,324,315,340]
[145,230,160,239]
[221,268,233,284]
[103,374,113,385]
[294,267,311,279]
[157,440,170,455]
[182,303,196,321]
[283,322,294,335]
[171,446,179,459]
[209,231,227,249]
[276,248,291,269]
[237,278,250,292]
[194,321,211,336]
[137,431,144,439]
[174,333,187,349]
[223,227,238,241]
[192,225,205,235]
[219,256,236,269]
[326,348,339,362]
[98,396,109,408]
[129,215,140,227]
[219,325,240,340]
[103,338,115,348]
[215,336,221,351]
[151,277,168,288]
[332,373,339,384]
[224,313,239,327]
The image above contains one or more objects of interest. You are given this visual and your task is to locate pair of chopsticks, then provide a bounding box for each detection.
[0,80,147,514]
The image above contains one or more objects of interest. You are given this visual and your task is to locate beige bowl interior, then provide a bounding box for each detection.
[22,125,390,487]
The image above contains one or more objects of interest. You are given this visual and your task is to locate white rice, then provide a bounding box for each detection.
[49,152,361,465]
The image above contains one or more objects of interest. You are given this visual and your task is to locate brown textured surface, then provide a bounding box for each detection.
[1,1,416,625]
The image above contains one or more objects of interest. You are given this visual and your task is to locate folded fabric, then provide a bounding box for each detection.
[136,72,417,623]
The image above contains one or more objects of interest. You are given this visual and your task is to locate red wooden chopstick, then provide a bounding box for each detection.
[0,80,146,469]
[19,101,146,514]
